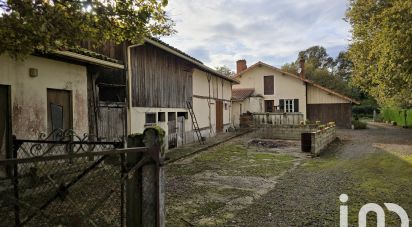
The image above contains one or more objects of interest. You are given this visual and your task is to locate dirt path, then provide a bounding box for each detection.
[227,122,412,226]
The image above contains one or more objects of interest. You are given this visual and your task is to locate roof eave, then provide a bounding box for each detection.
[52,50,125,69]
[144,38,239,84]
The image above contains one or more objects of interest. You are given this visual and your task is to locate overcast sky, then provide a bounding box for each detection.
[161,0,351,70]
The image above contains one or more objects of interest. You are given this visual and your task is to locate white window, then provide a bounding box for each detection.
[285,99,294,112]
[279,99,299,113]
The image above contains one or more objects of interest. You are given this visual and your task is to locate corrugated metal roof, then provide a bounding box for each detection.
[147,37,203,64]
[232,88,255,101]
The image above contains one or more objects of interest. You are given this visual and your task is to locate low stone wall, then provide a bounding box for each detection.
[307,126,337,156]
[253,125,318,140]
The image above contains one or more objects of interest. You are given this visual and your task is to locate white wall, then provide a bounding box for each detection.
[192,69,232,137]
[129,68,233,144]
[307,85,350,104]
[233,65,307,119]
[232,97,263,126]
[0,55,88,139]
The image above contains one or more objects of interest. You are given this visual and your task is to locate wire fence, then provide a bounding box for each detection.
[0,129,153,227]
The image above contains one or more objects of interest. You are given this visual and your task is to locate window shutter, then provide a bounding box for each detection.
[294,99,299,112]
[279,99,285,112]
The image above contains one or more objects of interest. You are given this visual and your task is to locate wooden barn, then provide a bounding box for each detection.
[127,38,238,149]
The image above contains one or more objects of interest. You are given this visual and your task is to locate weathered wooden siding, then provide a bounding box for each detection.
[307,103,352,128]
[130,44,193,108]
[80,41,127,63]
[97,106,126,141]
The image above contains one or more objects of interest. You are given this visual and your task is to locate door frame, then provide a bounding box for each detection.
[215,100,223,133]
[0,85,12,176]
[46,88,73,134]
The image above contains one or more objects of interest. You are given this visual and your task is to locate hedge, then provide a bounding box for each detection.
[382,107,412,127]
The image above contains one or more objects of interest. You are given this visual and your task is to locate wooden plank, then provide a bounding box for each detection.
[130,43,193,108]
[307,103,352,128]
[216,100,223,132]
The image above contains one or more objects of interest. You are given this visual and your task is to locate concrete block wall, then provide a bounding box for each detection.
[253,125,316,140]
[310,126,336,156]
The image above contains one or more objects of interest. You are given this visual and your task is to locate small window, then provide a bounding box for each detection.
[145,113,156,124]
[168,112,176,121]
[224,103,228,110]
[177,112,188,119]
[264,76,274,95]
[158,112,165,122]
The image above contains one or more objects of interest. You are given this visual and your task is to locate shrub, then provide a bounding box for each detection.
[352,120,367,129]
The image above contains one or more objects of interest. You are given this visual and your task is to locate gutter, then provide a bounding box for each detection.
[126,42,145,136]
[52,50,125,69]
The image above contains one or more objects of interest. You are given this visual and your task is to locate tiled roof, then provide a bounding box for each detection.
[232,88,256,101]
[67,47,122,64]
[234,61,360,104]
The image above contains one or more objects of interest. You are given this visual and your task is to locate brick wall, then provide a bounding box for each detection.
[309,126,337,156]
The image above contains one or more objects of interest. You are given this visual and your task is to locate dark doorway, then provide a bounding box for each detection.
[264,100,274,112]
[0,85,11,177]
[216,100,223,133]
[168,112,177,149]
[47,89,72,138]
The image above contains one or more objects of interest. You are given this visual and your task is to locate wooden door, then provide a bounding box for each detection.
[47,89,72,137]
[216,100,223,133]
[0,85,10,177]
[264,100,274,112]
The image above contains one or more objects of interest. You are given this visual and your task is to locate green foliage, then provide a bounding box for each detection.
[298,45,334,69]
[215,65,235,77]
[0,0,175,59]
[281,47,355,98]
[351,120,367,129]
[346,0,412,108]
[353,96,379,117]
[382,107,412,127]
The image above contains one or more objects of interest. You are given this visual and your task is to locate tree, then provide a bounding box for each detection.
[215,65,235,77]
[298,46,334,69]
[281,46,354,97]
[333,51,353,81]
[0,0,175,59]
[346,0,412,108]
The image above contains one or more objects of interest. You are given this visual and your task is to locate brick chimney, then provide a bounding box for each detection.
[236,59,247,74]
[299,57,305,79]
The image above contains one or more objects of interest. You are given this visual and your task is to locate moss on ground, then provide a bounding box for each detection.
[166,143,297,226]
[303,150,412,225]
[168,144,296,177]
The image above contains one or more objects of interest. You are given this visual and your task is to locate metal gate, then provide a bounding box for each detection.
[0,129,158,227]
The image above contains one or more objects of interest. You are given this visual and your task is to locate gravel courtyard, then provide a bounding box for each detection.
[166,122,412,226]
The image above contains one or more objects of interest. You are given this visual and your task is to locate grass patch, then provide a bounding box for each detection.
[168,144,296,177]
[303,150,412,225]
[166,184,254,226]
